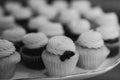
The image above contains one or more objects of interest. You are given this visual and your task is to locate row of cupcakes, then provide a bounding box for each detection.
[0,12,119,58]
[19,30,110,76]
[0,30,110,78]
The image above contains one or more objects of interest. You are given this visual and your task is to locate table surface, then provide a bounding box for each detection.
[84,64,120,80]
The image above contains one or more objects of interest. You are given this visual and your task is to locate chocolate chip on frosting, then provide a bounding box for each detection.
[60,51,75,62]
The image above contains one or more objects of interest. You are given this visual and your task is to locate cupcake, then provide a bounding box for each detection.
[65,19,90,41]
[83,7,104,30]
[83,6,104,21]
[0,15,15,34]
[42,36,79,77]
[95,12,119,26]
[0,6,3,16]
[28,0,47,13]
[96,25,120,57]
[71,0,91,14]
[5,1,22,13]
[0,39,21,79]
[1,26,26,52]
[52,0,68,13]
[11,7,32,33]
[59,8,80,24]
[28,16,49,32]
[37,5,59,20]
[21,32,48,70]
[76,30,110,69]
[38,22,64,38]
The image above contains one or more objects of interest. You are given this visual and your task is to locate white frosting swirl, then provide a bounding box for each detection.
[5,1,22,13]
[68,19,90,34]
[0,39,15,58]
[71,0,91,14]
[77,30,104,48]
[12,8,32,19]
[38,22,64,37]
[1,26,26,42]
[47,36,75,55]
[28,16,49,30]
[96,25,120,40]
[59,8,80,24]
[23,32,48,49]
[52,0,68,12]
[0,15,15,29]
[96,12,119,26]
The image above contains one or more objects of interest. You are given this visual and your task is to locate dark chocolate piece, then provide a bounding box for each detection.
[60,51,75,62]
[105,38,119,44]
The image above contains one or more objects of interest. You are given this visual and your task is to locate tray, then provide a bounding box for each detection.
[10,51,120,80]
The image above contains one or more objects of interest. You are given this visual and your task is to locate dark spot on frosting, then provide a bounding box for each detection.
[60,51,75,62]
[104,38,119,44]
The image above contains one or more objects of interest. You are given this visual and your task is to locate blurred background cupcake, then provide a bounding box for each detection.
[1,26,26,52]
[66,19,91,41]
[38,21,64,38]
[42,36,79,77]
[71,0,91,15]
[97,25,120,57]
[11,7,33,33]
[76,30,110,69]
[0,15,15,35]
[0,39,21,79]
[28,16,49,32]
[52,0,68,13]
[21,32,48,70]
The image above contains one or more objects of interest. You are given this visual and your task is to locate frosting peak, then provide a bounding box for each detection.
[23,32,48,49]
[0,39,15,58]
[77,30,104,48]
[97,25,119,40]
[47,36,75,55]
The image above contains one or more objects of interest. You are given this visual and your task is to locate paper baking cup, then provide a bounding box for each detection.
[76,45,109,69]
[42,50,79,77]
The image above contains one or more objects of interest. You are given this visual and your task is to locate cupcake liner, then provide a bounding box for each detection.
[76,45,109,69]
[14,41,24,52]
[42,50,79,77]
[62,24,79,41]
[21,48,45,70]
[0,61,16,79]
[0,52,20,79]
[15,19,30,33]
[106,41,119,58]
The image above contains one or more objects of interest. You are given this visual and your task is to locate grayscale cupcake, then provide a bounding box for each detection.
[38,22,64,38]
[1,26,26,52]
[76,30,110,69]
[0,39,21,79]
[97,25,120,57]
[21,32,48,70]
[0,15,15,34]
[42,36,79,77]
